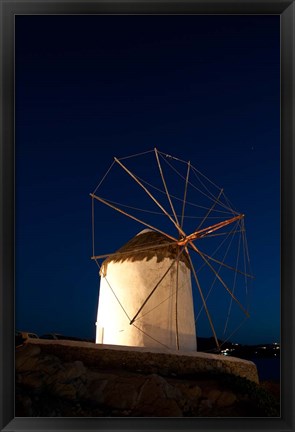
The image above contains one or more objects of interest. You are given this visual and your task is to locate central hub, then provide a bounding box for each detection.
[177,236,188,246]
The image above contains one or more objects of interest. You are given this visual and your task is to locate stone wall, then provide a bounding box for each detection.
[15,340,279,417]
[24,339,259,382]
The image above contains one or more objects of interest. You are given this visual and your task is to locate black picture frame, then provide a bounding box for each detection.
[1,1,294,431]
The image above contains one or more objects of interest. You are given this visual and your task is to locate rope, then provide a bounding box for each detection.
[157,149,223,192]
[135,277,184,321]
[115,157,186,238]
[96,253,180,352]
[159,153,235,214]
[186,247,220,350]
[195,221,238,322]
[130,246,186,324]
[191,165,223,204]
[95,196,231,219]
[192,222,240,275]
[157,149,189,165]
[219,316,249,348]
[221,190,239,216]
[196,247,249,318]
[91,193,177,242]
[197,249,253,279]
[175,257,180,350]
[223,229,242,335]
[198,229,245,238]
[154,148,180,226]
[92,197,95,257]
[241,221,253,318]
[181,161,190,229]
[93,160,115,194]
[96,262,131,322]
[116,149,155,161]
[135,174,234,215]
[196,188,224,231]
[131,323,171,350]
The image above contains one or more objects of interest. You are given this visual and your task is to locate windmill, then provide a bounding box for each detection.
[90,148,253,352]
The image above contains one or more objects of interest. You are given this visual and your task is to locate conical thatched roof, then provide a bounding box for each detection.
[101,230,190,275]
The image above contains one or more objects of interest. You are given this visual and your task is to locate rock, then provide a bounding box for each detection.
[38,357,63,381]
[216,391,237,407]
[198,398,213,415]
[73,378,88,398]
[87,378,109,404]
[104,383,138,411]
[50,382,77,400]
[20,371,46,390]
[16,344,41,359]
[175,382,202,412]
[206,389,222,403]
[86,370,116,382]
[16,355,40,372]
[63,361,87,381]
[176,383,202,400]
[16,345,41,371]
[135,374,182,417]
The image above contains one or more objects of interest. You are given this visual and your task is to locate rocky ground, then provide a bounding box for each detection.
[15,342,280,417]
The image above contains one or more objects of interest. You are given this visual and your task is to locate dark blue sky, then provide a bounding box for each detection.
[15,15,280,345]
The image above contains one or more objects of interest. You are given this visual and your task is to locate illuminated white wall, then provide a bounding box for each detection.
[95,256,196,351]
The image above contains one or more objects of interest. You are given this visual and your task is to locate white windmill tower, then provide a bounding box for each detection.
[95,228,196,351]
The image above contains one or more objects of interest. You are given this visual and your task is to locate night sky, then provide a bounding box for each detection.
[15,15,280,345]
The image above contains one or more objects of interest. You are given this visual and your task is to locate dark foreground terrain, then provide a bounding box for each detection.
[16,341,280,417]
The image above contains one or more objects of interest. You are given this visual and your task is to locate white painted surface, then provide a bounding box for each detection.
[95,255,196,351]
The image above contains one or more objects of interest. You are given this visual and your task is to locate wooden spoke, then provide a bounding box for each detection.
[91,240,178,261]
[192,249,254,280]
[129,247,186,325]
[178,214,244,246]
[197,188,224,230]
[175,256,180,350]
[90,193,177,242]
[114,157,186,238]
[186,247,220,350]
[91,197,95,257]
[181,161,190,230]
[159,154,234,214]
[223,231,242,335]
[190,242,250,318]
[154,148,180,226]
